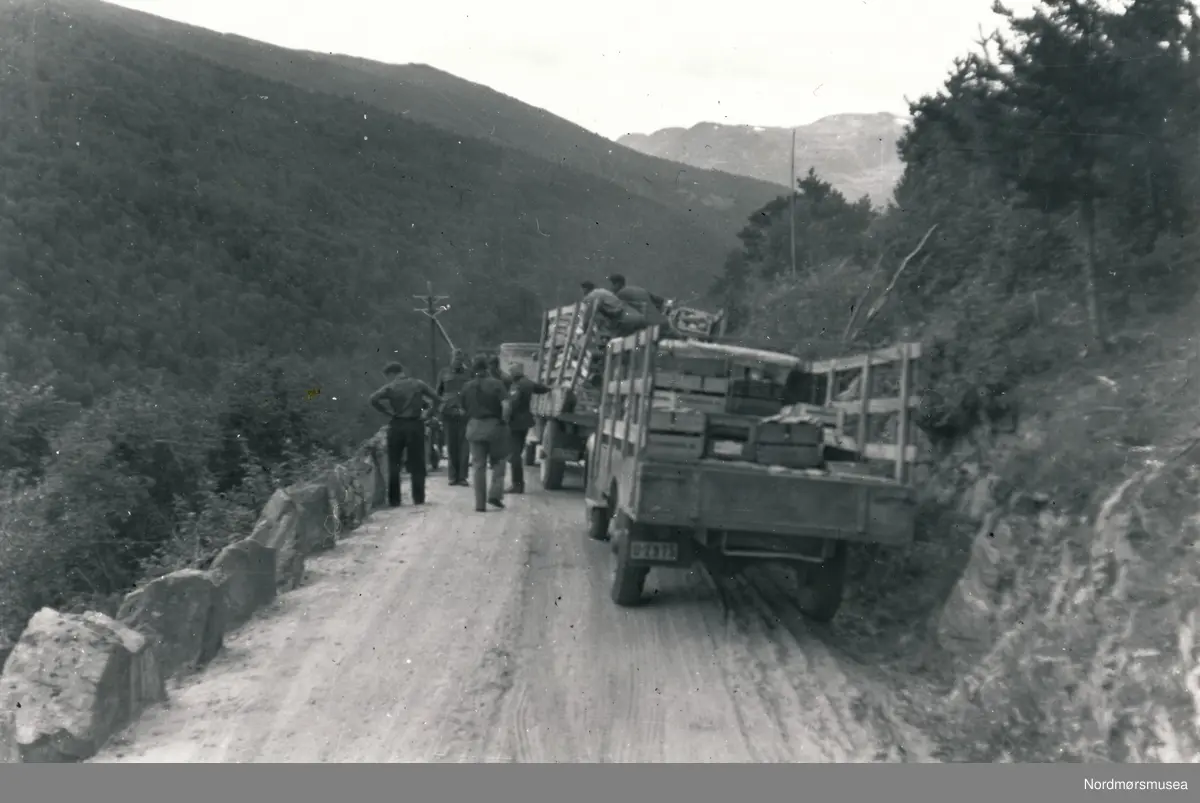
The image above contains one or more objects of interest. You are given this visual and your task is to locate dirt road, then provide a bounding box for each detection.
[91,469,933,763]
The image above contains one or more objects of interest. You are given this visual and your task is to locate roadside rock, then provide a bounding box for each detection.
[338,454,379,526]
[249,489,306,590]
[211,538,277,628]
[360,435,386,508]
[935,512,1016,656]
[290,479,337,552]
[0,609,165,763]
[116,569,226,678]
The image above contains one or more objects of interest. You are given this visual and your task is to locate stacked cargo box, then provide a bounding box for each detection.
[643,345,829,470]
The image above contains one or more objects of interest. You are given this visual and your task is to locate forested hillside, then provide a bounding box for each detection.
[48,0,783,243]
[717,0,1200,761]
[0,0,735,648]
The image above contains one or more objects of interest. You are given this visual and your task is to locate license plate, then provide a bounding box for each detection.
[630,541,679,562]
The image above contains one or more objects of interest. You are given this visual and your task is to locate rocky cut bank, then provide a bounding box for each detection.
[0,428,390,763]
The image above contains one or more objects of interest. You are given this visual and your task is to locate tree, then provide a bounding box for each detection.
[709,168,876,320]
[978,0,1199,349]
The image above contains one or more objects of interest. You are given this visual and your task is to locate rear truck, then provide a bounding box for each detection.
[529,301,726,489]
[499,342,541,379]
[583,327,925,622]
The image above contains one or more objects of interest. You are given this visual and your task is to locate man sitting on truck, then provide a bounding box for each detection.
[608,273,668,325]
[580,280,646,338]
[579,280,635,387]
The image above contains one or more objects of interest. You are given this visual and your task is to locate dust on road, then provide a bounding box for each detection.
[91,471,934,763]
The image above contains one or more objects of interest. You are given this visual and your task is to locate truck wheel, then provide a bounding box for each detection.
[795,543,848,623]
[540,422,566,490]
[587,502,611,542]
[523,442,537,467]
[610,528,649,607]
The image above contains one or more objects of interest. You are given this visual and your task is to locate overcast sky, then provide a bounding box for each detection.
[107,0,1036,140]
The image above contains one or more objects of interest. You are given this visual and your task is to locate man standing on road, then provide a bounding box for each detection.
[436,348,471,487]
[461,355,511,512]
[505,362,551,494]
[487,353,512,389]
[486,353,513,461]
[369,362,440,507]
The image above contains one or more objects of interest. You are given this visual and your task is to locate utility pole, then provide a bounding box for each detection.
[412,281,450,386]
[789,128,797,279]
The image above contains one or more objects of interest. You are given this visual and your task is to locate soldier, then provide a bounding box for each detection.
[609,271,667,316]
[436,348,471,487]
[609,273,667,323]
[505,362,551,494]
[460,355,511,512]
[368,362,440,507]
[582,279,647,337]
[487,353,513,390]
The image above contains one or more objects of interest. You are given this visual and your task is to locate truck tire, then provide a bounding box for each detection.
[539,421,567,490]
[795,542,848,623]
[523,442,537,467]
[610,528,648,607]
[587,501,611,542]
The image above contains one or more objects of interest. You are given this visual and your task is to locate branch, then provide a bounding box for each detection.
[849,223,939,340]
[841,252,886,343]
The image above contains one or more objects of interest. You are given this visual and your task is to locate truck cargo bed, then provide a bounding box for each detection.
[630,458,917,547]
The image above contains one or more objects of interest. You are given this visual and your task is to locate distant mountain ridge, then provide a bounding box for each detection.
[619,113,908,208]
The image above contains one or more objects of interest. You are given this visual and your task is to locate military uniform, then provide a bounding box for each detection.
[369,376,439,506]
[506,374,551,493]
[461,374,510,511]
[437,362,472,485]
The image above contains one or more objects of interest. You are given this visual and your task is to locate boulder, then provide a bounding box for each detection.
[336,455,378,526]
[290,479,337,552]
[249,488,306,590]
[211,538,277,628]
[360,430,387,508]
[936,511,1014,655]
[116,569,226,678]
[0,609,166,763]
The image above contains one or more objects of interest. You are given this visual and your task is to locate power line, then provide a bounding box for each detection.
[412,281,451,386]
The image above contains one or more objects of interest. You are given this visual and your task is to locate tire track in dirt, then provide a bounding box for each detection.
[89,474,933,763]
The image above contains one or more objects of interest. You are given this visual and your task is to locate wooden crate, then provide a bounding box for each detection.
[644,433,705,462]
[654,355,729,377]
[653,390,726,415]
[753,444,823,469]
[749,420,824,469]
[706,438,749,461]
[727,396,784,416]
[655,370,730,393]
[649,410,706,434]
[755,420,822,446]
[730,378,784,401]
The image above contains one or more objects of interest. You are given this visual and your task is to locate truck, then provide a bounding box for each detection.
[528,300,725,489]
[499,342,541,380]
[583,325,924,622]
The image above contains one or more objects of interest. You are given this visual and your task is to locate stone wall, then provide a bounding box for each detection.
[0,428,388,763]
